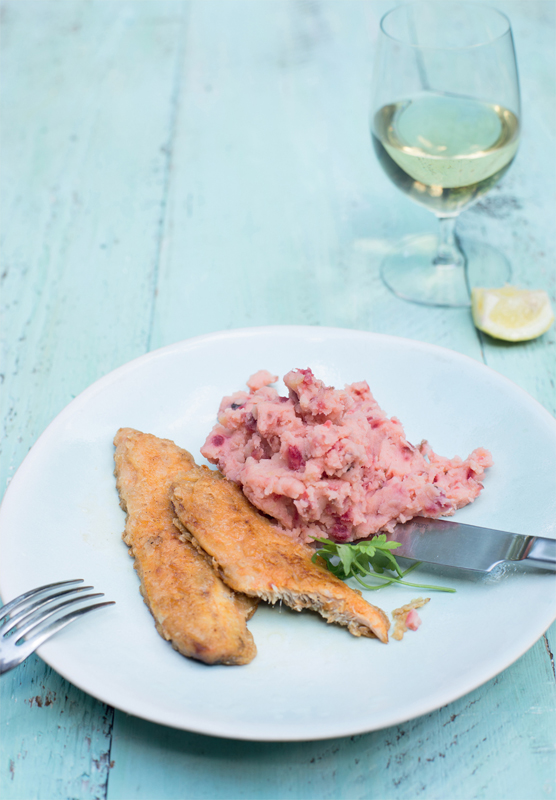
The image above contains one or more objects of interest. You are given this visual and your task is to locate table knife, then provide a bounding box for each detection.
[386,518,556,572]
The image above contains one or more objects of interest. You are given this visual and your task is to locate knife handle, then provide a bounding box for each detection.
[523,537,556,571]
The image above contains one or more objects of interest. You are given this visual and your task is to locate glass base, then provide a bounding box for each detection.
[380,234,512,308]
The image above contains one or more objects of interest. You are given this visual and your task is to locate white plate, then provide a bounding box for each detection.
[1,327,555,741]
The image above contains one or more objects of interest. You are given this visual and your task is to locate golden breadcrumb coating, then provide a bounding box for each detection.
[172,468,390,643]
[114,428,257,666]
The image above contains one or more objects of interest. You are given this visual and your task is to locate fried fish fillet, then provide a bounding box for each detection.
[114,428,257,665]
[172,469,390,643]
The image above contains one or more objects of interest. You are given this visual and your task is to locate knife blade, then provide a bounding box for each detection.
[386,518,556,572]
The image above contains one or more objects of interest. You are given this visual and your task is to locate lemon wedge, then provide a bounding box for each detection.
[471,286,554,342]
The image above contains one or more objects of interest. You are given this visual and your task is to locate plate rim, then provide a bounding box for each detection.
[4,326,556,460]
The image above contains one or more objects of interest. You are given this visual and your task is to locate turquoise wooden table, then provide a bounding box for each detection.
[1,1,555,798]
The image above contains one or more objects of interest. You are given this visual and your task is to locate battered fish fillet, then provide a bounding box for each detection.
[114,428,257,665]
[172,469,390,643]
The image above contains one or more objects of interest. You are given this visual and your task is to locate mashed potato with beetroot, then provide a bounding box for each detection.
[201,369,492,544]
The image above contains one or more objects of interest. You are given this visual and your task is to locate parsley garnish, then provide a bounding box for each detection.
[311,535,455,593]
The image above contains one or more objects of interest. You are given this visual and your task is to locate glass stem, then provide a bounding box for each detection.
[433,217,465,269]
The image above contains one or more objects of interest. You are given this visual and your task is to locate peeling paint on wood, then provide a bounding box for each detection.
[1,656,114,800]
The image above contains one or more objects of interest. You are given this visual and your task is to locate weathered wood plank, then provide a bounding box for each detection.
[1,657,114,800]
[1,2,188,799]
[461,0,556,416]
[150,0,485,358]
[1,0,188,476]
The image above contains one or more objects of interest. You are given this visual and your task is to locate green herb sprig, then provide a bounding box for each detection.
[311,534,455,593]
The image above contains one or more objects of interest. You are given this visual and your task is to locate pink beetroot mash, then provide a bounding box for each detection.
[201,368,492,544]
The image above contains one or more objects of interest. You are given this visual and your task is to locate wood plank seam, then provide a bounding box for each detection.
[146,7,191,354]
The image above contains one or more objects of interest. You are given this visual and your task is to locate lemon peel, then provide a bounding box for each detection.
[471,286,554,342]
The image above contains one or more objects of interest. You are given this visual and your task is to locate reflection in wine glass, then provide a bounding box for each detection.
[371,2,520,307]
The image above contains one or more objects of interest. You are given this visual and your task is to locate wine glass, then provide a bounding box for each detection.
[370,1,521,307]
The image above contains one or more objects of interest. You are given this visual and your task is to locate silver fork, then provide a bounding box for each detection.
[0,579,115,674]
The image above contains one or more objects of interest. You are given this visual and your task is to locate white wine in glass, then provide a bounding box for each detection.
[371,2,521,307]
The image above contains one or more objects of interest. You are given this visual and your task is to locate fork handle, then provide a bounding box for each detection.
[522,537,556,571]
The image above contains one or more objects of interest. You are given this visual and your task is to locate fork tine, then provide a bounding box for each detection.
[23,601,116,651]
[0,580,84,622]
[1,586,95,636]
[0,600,115,675]
[11,593,106,644]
